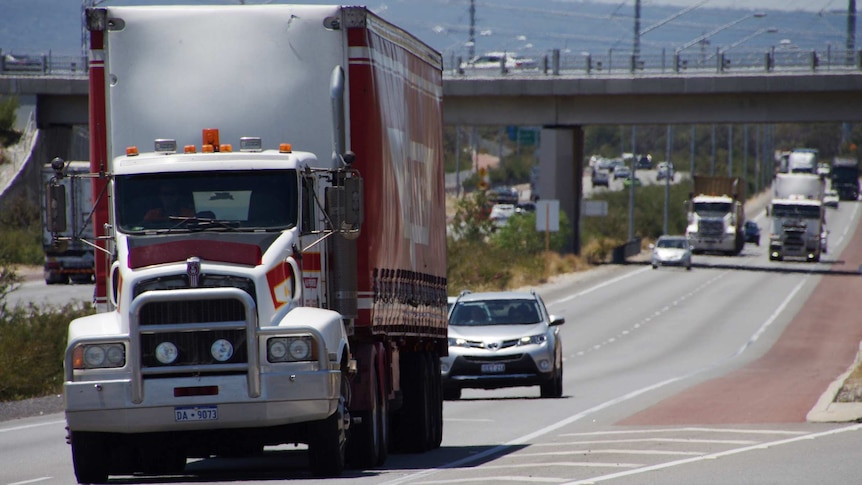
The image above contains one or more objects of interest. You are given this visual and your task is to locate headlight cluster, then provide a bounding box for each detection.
[519,334,547,346]
[448,337,468,347]
[267,337,316,363]
[73,343,126,369]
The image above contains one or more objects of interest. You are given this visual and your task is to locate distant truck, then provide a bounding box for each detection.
[769,173,826,262]
[685,176,746,255]
[40,160,94,284]
[787,148,819,174]
[52,5,447,482]
[830,157,860,201]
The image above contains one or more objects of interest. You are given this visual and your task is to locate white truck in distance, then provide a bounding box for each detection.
[769,173,827,262]
[685,176,746,255]
[41,160,94,284]
[49,5,448,482]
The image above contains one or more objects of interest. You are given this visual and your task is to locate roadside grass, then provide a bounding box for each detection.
[0,299,94,401]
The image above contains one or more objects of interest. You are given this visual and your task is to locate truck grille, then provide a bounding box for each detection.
[140,299,245,325]
[129,288,260,402]
[699,219,725,237]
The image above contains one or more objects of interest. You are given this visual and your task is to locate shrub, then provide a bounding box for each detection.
[0,301,94,401]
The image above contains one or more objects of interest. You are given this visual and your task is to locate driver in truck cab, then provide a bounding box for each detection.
[144,182,195,221]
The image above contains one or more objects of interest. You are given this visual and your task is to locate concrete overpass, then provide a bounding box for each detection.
[4,70,862,252]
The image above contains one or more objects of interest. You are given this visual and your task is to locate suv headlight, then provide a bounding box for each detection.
[519,334,547,346]
[448,337,468,347]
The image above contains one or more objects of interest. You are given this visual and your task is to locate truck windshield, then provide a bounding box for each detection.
[772,205,821,219]
[115,170,298,232]
[693,202,731,216]
[831,166,858,181]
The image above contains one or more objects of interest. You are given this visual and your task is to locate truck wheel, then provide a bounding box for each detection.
[428,352,443,449]
[308,368,348,477]
[71,431,109,484]
[391,352,433,453]
[347,360,388,468]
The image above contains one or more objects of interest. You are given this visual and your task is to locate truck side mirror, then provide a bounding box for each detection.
[46,183,67,233]
[343,176,363,226]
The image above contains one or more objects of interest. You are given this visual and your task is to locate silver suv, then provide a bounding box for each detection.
[442,290,565,400]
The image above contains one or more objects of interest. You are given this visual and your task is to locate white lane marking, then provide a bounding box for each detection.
[444,418,495,422]
[9,478,53,485]
[559,427,807,436]
[561,423,862,485]
[0,420,64,434]
[544,438,756,445]
[415,476,568,484]
[569,271,728,358]
[732,277,808,356]
[452,462,641,470]
[386,256,817,485]
[516,449,703,457]
[549,267,652,306]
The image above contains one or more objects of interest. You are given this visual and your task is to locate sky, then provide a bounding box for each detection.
[1,0,856,59]
[588,0,854,13]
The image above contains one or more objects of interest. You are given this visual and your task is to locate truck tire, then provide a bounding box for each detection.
[391,352,435,453]
[71,431,109,484]
[427,352,443,449]
[347,359,388,468]
[308,368,348,477]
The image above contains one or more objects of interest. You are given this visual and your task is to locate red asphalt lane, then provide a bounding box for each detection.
[619,212,862,425]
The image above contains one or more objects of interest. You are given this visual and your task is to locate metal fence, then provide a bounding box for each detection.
[1,50,88,76]
[445,46,862,77]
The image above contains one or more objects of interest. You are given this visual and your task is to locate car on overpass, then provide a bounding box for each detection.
[460,52,537,73]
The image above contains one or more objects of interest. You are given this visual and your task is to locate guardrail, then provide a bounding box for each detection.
[1,50,88,76]
[445,46,862,77]
[4,46,859,79]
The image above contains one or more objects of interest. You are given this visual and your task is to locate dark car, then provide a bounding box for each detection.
[591,169,609,187]
[636,155,652,169]
[744,220,760,245]
[489,186,519,205]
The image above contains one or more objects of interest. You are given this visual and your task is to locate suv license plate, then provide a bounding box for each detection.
[175,406,218,422]
[481,363,505,373]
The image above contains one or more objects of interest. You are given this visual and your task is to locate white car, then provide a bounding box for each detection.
[824,190,839,208]
[650,235,692,270]
[460,52,537,72]
[489,203,516,228]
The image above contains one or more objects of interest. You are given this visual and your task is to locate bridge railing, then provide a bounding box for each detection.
[445,46,862,77]
[1,50,88,77]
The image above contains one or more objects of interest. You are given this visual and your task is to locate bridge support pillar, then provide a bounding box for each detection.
[538,126,583,254]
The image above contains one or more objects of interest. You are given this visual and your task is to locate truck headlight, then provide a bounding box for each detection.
[267,337,316,362]
[73,343,126,369]
[210,339,234,362]
[155,342,179,364]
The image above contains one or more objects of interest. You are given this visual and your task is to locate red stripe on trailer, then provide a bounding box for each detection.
[89,29,109,304]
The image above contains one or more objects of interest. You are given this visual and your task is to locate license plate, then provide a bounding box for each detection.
[175,406,218,422]
[481,363,505,373]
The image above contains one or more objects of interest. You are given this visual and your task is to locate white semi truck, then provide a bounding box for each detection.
[768,173,827,262]
[685,176,746,255]
[41,160,94,284]
[48,5,448,482]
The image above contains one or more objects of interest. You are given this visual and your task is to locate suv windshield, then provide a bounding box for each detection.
[450,299,542,326]
[115,169,298,233]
